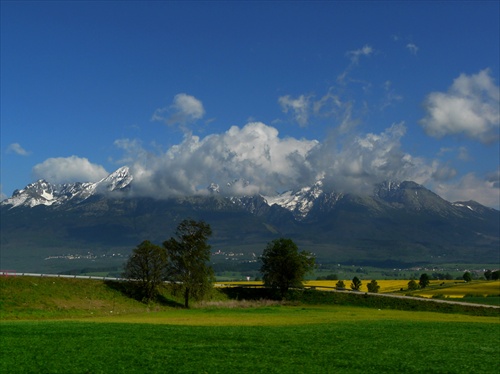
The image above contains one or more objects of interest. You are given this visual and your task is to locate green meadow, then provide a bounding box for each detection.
[1,276,499,373]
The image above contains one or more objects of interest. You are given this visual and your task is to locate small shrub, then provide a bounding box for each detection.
[432,294,445,299]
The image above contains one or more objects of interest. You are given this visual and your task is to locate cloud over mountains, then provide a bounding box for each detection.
[32,156,109,184]
[38,121,435,200]
[25,69,500,209]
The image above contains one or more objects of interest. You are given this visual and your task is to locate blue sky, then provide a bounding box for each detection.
[1,1,499,208]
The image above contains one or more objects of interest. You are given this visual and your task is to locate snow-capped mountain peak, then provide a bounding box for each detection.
[263,180,325,219]
[1,166,133,209]
[96,166,133,192]
[4,180,57,208]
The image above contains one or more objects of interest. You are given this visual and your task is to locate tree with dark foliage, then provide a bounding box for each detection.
[260,238,315,297]
[367,279,380,293]
[407,279,419,290]
[419,273,430,288]
[350,276,362,291]
[163,219,214,308]
[462,271,472,282]
[123,240,167,302]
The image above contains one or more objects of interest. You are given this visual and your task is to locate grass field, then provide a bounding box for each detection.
[0,276,157,320]
[1,276,499,373]
[1,308,499,373]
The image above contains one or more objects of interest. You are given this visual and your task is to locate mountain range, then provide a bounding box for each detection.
[1,166,499,273]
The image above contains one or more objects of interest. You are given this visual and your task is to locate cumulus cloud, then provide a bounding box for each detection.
[113,120,448,199]
[117,122,318,197]
[308,122,437,193]
[432,171,500,209]
[6,143,30,156]
[32,156,109,184]
[420,69,500,143]
[152,93,205,129]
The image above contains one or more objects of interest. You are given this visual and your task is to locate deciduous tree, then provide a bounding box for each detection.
[367,279,380,293]
[463,271,472,282]
[419,273,430,288]
[350,276,362,291]
[123,240,167,302]
[163,219,214,308]
[260,238,315,297]
[407,279,419,290]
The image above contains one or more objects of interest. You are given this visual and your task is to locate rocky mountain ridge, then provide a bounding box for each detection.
[1,166,498,273]
[3,166,496,221]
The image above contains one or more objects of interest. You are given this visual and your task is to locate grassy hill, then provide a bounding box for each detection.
[1,276,499,320]
[0,276,172,320]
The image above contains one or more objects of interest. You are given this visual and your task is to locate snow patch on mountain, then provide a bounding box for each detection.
[453,202,474,211]
[1,166,133,209]
[263,180,325,219]
[98,166,133,192]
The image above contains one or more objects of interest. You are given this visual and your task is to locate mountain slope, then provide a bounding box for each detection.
[1,167,498,272]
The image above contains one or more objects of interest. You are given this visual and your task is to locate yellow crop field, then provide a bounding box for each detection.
[305,279,462,293]
[414,280,500,298]
[305,280,413,293]
[217,279,500,297]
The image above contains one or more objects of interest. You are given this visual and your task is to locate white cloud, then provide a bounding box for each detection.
[278,95,311,127]
[118,122,319,197]
[406,43,419,55]
[278,90,357,131]
[152,93,205,129]
[6,143,30,156]
[308,122,437,193]
[432,171,500,209]
[338,44,374,83]
[114,121,450,199]
[32,156,109,184]
[431,165,457,181]
[381,81,403,110]
[347,44,373,64]
[420,69,500,143]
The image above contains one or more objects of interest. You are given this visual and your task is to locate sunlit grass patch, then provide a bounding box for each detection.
[69,305,500,326]
[2,311,499,373]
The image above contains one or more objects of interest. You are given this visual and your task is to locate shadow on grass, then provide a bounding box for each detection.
[104,280,184,308]
[219,287,277,300]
